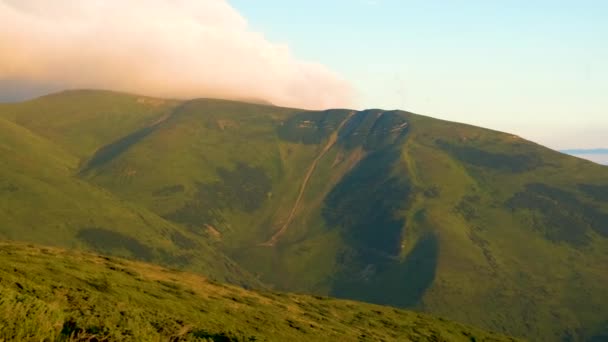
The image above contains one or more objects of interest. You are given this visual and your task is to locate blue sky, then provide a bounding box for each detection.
[230,0,607,149]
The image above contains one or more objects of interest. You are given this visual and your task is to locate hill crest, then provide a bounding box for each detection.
[1,89,607,341]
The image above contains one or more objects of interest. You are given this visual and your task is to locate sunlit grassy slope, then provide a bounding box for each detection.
[1,90,607,341]
[0,89,179,159]
[0,100,257,287]
[0,242,517,341]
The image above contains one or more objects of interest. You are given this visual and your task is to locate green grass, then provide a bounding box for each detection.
[394,114,608,340]
[0,241,517,341]
[0,110,258,288]
[0,89,179,160]
[1,90,608,340]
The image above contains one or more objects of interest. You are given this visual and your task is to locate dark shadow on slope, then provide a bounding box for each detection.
[278,109,409,149]
[320,110,433,308]
[164,163,271,233]
[80,125,157,173]
[323,148,410,255]
[586,321,608,342]
[578,184,608,202]
[170,231,199,250]
[323,143,438,308]
[338,110,409,150]
[79,111,175,174]
[77,227,154,261]
[507,183,608,246]
[153,185,185,197]
[394,234,439,307]
[330,234,439,308]
[436,140,542,173]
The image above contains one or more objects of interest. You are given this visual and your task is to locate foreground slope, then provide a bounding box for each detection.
[2,91,608,340]
[0,242,516,341]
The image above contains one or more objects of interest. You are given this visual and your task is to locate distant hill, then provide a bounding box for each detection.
[561,148,608,154]
[562,149,608,165]
[0,242,517,341]
[1,90,607,341]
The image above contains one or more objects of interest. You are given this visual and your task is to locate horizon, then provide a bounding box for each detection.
[3,88,606,157]
[1,0,605,150]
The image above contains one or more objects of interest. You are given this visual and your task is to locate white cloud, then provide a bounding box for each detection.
[0,0,353,109]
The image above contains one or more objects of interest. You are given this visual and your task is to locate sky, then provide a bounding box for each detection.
[229,0,607,149]
[564,153,608,165]
[0,0,606,149]
[0,0,352,109]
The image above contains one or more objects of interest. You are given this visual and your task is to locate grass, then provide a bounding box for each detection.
[0,241,517,341]
[0,89,179,159]
[1,90,608,340]
[0,109,258,288]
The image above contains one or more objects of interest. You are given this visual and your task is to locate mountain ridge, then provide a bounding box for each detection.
[1,89,607,341]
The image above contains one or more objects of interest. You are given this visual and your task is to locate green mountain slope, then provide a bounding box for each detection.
[0,89,179,159]
[1,90,607,341]
[0,242,517,341]
[0,113,256,287]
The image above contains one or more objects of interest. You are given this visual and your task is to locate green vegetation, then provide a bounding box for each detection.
[1,90,608,340]
[436,139,543,172]
[0,242,515,341]
[506,183,608,245]
[0,89,179,159]
[0,95,258,287]
[165,163,273,231]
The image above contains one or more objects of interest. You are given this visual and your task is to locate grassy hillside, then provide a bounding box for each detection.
[0,104,257,287]
[0,242,517,341]
[394,115,608,341]
[0,89,179,160]
[1,90,607,341]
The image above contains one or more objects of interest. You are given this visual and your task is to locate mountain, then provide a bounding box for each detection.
[0,91,258,287]
[0,241,516,341]
[1,90,607,341]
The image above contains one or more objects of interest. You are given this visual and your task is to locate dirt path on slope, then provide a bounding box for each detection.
[261,112,355,246]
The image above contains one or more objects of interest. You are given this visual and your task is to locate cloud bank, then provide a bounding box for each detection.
[0,0,353,109]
